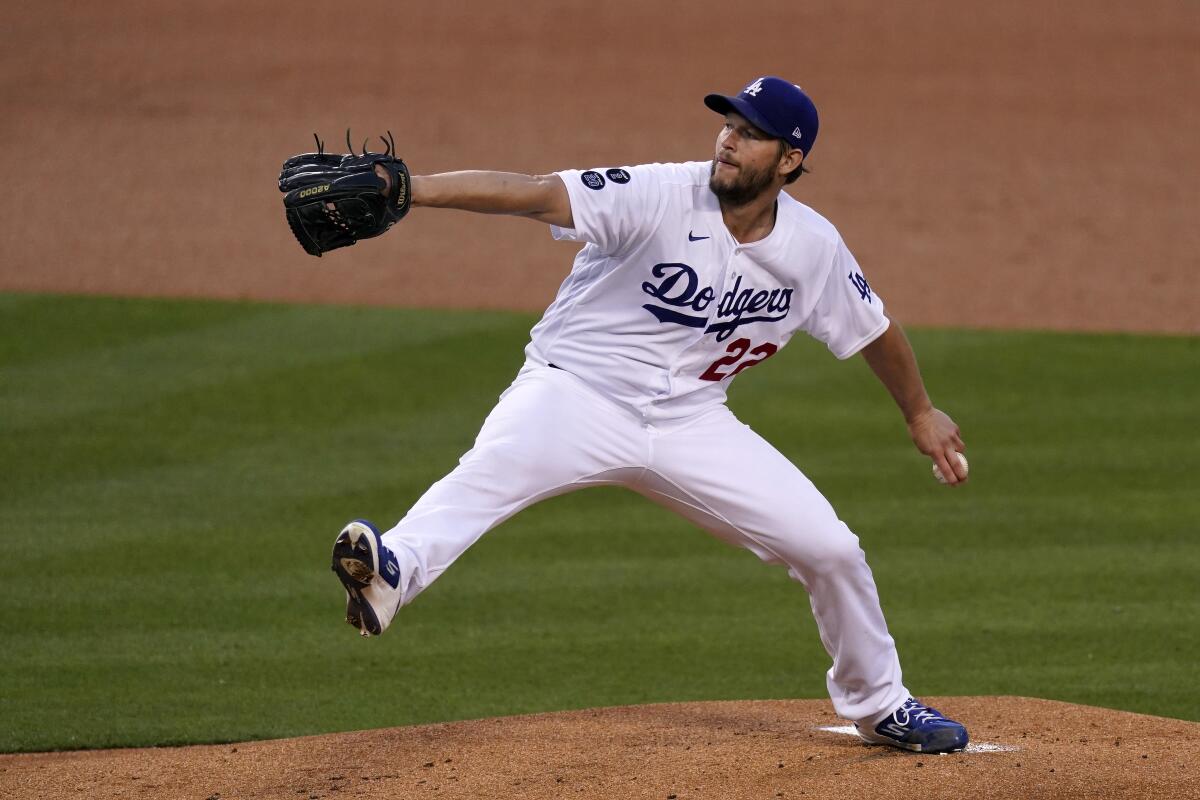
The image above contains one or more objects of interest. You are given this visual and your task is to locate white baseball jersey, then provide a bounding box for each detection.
[378,160,911,727]
[528,161,888,421]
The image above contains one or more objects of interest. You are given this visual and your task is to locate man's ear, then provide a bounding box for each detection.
[779,147,805,177]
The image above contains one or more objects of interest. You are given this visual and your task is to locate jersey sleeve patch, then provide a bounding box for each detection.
[801,238,888,359]
[552,163,665,253]
[580,170,606,190]
[848,270,873,303]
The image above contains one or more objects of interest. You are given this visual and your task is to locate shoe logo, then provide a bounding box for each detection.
[380,554,402,589]
[688,231,710,242]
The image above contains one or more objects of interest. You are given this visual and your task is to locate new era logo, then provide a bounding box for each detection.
[792,127,803,140]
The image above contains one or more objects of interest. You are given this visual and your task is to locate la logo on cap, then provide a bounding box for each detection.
[743,78,765,96]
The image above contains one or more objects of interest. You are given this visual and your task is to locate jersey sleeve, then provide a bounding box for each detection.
[801,238,889,359]
[550,164,668,255]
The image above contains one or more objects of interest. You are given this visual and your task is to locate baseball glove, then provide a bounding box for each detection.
[278,131,411,257]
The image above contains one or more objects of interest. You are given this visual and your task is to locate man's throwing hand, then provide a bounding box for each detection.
[907,408,968,486]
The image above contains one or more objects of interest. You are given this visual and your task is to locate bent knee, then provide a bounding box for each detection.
[787,522,866,575]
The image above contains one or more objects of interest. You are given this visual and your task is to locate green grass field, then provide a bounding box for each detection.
[1,293,1196,753]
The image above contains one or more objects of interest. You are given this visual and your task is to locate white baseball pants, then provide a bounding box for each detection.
[380,363,909,723]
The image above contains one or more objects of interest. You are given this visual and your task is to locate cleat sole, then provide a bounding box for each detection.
[331,523,385,636]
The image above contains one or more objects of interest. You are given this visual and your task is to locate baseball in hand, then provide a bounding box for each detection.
[932,452,968,484]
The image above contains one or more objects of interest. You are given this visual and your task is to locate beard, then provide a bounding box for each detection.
[708,159,776,207]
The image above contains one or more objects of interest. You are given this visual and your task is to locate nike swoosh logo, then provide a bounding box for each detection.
[688,231,710,242]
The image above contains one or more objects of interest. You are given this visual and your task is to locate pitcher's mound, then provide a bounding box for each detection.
[3,696,1198,799]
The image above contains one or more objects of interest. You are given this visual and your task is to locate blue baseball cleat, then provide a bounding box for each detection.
[331,519,402,637]
[855,697,969,753]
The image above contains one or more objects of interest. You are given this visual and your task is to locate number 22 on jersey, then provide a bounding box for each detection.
[699,337,779,381]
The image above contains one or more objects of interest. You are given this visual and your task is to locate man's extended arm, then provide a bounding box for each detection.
[375,166,573,228]
[860,316,968,485]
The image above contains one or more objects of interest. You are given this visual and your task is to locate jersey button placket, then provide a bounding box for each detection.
[711,247,744,341]
[673,244,739,372]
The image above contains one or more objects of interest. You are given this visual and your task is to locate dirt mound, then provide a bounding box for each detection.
[4,697,1197,799]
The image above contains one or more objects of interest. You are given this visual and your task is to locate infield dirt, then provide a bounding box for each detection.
[4,698,1199,799]
[2,0,1198,797]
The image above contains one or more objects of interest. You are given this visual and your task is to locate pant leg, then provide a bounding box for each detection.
[380,365,647,607]
[636,405,909,724]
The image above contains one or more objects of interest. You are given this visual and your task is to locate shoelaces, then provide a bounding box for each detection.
[893,699,945,726]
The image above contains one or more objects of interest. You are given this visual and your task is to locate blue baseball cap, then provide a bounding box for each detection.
[704,76,819,156]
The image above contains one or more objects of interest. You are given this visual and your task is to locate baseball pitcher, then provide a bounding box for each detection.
[280,76,971,753]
